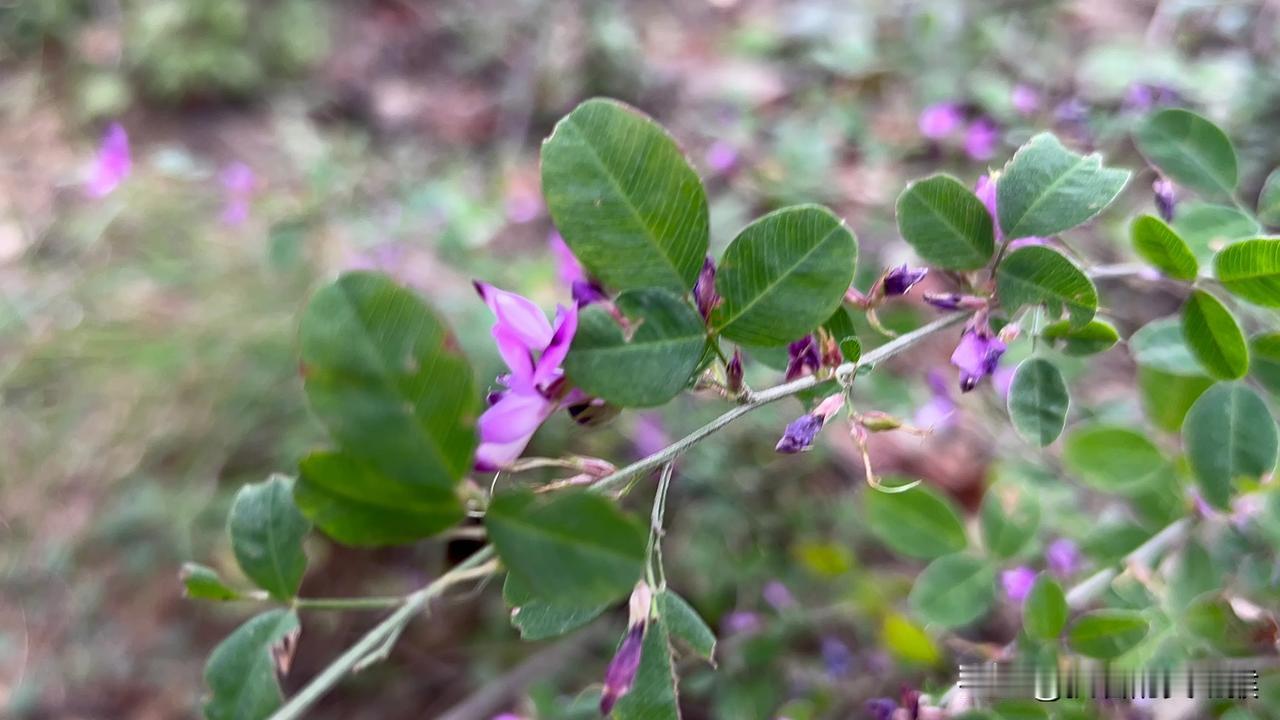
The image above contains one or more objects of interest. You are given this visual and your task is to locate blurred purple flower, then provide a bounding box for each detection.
[549,232,606,306]
[86,123,131,198]
[693,258,719,320]
[1123,83,1182,113]
[705,140,739,175]
[919,102,964,139]
[821,637,853,678]
[963,117,1000,161]
[1153,177,1177,222]
[219,162,256,226]
[1002,566,1037,603]
[882,264,928,297]
[992,363,1015,399]
[866,698,898,720]
[631,412,671,458]
[950,323,1007,392]
[785,334,821,381]
[1011,84,1041,115]
[1047,538,1081,578]
[914,370,956,431]
[473,282,578,470]
[763,580,795,610]
[1054,97,1089,126]
[722,610,762,635]
[775,413,824,454]
[600,584,652,715]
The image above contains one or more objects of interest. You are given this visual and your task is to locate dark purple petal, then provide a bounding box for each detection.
[775,413,824,453]
[599,625,645,715]
[726,348,744,393]
[882,264,928,297]
[785,335,821,381]
[571,279,608,307]
[1153,177,1177,222]
[950,328,1007,392]
[923,292,962,311]
[693,258,718,320]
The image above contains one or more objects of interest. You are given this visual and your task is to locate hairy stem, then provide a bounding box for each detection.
[268,547,499,720]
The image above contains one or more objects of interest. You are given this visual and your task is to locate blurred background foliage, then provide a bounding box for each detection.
[2,0,1280,718]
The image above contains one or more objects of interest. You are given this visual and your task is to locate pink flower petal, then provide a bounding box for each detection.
[474,281,554,349]
[477,387,553,444]
[86,123,131,198]
[533,304,577,386]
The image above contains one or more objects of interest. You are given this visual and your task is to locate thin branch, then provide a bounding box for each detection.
[294,596,406,611]
[268,547,500,720]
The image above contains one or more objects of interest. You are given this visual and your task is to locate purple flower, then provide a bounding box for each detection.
[1153,178,1177,222]
[726,348,744,394]
[785,335,821,381]
[1046,538,1081,578]
[763,580,795,610]
[1002,566,1037,603]
[963,117,1000,161]
[1011,84,1041,115]
[473,282,578,471]
[549,232,606,306]
[722,610,761,635]
[693,258,718,320]
[882,264,928,297]
[1123,83,1182,113]
[821,637,853,678]
[914,370,956,431]
[775,394,843,454]
[219,162,255,226]
[704,140,739,175]
[866,698,898,720]
[86,123,131,198]
[600,583,652,716]
[950,323,1006,392]
[1054,97,1089,126]
[919,102,964,139]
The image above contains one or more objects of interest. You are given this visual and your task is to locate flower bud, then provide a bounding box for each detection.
[1153,177,1177,222]
[923,292,987,312]
[726,348,744,394]
[693,258,719,320]
[881,264,928,297]
[858,411,903,432]
[775,413,824,454]
[600,583,652,716]
[785,335,821,381]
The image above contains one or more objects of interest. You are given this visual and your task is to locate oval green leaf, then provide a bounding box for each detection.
[863,484,967,559]
[908,554,996,629]
[1131,214,1199,281]
[996,132,1130,240]
[1134,109,1238,198]
[1067,609,1149,659]
[504,573,608,641]
[1182,383,1279,510]
[298,272,476,543]
[1257,167,1280,226]
[1173,202,1261,264]
[181,563,243,602]
[658,590,716,663]
[541,98,709,291]
[203,609,299,720]
[1007,357,1070,446]
[1214,238,1280,307]
[995,246,1098,328]
[1181,289,1249,380]
[980,485,1040,559]
[895,174,995,270]
[563,288,707,407]
[1041,318,1119,356]
[1063,425,1166,494]
[228,475,310,600]
[1023,574,1067,641]
[1130,318,1216,430]
[711,204,858,346]
[486,489,647,606]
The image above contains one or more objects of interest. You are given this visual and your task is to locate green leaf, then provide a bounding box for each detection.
[1130,318,1214,431]
[504,573,608,641]
[1063,425,1166,494]
[296,451,464,546]
[1023,575,1067,641]
[1185,595,1255,654]
[1253,332,1280,396]
[1173,203,1261,264]
[1067,610,1148,659]
[863,485,967,559]
[1007,358,1069,446]
[712,205,857,346]
[563,289,706,407]
[658,590,715,663]
[1257,167,1280,226]
[1168,541,1219,613]
[839,337,861,364]
[541,98,709,292]
[486,489,647,606]
[298,272,476,543]
[612,615,680,720]
[995,246,1098,328]
[228,475,310,600]
[181,563,243,602]
[1040,319,1119,356]
[1181,289,1249,380]
[1214,238,1280,307]
[996,132,1130,239]
[1134,109,1238,197]
[1182,383,1278,510]
[203,609,299,720]
[881,613,940,666]
[908,554,996,629]
[980,485,1040,559]
[1130,214,1198,281]
[895,174,995,270]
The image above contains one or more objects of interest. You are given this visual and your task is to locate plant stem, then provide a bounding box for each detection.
[589,312,970,494]
[1063,517,1192,609]
[268,547,499,720]
[646,462,675,590]
[294,596,406,611]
